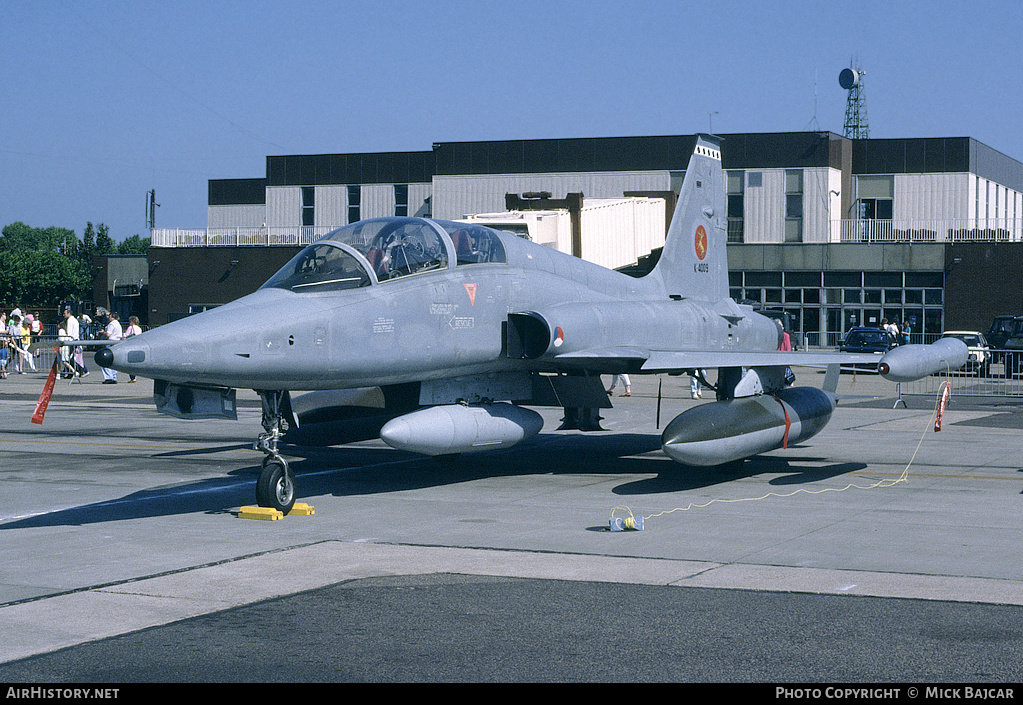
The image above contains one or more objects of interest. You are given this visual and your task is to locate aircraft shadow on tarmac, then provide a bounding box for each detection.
[610,451,868,495]
[0,433,865,529]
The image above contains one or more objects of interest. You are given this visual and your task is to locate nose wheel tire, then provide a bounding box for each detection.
[256,458,296,514]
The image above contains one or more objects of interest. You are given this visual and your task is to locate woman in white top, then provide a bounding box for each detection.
[123,316,143,382]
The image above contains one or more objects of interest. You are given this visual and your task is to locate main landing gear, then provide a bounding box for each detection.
[254,390,296,514]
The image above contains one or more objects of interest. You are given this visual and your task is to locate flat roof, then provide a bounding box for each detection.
[210,132,1023,206]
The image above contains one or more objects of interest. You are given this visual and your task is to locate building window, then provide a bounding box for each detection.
[394,184,409,217]
[785,170,803,242]
[975,175,981,222]
[857,175,893,220]
[301,187,315,227]
[733,269,944,347]
[347,185,361,224]
[727,171,744,243]
[860,198,893,220]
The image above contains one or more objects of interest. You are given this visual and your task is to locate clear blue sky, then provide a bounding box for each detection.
[3,0,1022,241]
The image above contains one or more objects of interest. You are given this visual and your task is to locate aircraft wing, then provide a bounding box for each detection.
[553,347,883,372]
[640,349,883,372]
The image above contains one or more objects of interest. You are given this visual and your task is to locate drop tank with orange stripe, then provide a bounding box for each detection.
[660,387,835,467]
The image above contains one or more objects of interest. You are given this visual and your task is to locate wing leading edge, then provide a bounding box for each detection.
[552,348,884,373]
[639,349,883,372]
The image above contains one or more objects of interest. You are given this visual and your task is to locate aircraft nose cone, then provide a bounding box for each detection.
[95,346,114,368]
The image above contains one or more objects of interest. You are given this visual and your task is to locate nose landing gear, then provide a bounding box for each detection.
[257,456,294,514]
[254,390,296,514]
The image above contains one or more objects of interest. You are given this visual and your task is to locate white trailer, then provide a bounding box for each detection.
[461,196,665,270]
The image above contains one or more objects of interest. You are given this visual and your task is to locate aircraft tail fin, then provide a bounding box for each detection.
[647,134,728,302]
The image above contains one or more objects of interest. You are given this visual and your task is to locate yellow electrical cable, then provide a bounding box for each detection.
[615,373,954,528]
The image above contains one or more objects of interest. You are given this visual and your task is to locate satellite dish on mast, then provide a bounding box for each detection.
[839,64,869,138]
[838,68,860,90]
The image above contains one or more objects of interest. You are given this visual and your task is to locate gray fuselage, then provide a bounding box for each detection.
[106,219,778,391]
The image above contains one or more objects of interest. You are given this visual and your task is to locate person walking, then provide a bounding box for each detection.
[123,316,142,382]
[99,312,123,383]
[19,316,37,371]
[608,374,631,397]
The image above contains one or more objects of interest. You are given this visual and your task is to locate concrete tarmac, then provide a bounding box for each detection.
[0,365,1021,682]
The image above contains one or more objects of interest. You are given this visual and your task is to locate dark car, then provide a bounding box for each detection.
[985,315,1017,361]
[1002,317,1023,375]
[838,327,897,372]
[839,327,897,354]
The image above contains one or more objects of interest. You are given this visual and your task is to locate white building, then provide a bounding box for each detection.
[150,132,1023,338]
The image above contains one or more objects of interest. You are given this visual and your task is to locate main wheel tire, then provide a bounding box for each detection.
[256,459,296,514]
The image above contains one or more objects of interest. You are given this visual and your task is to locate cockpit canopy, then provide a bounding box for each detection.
[261,217,506,293]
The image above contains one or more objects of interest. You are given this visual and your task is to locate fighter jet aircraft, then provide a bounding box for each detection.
[82,134,965,513]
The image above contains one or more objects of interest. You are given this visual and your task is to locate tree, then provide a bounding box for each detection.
[117,234,151,255]
[0,222,77,254]
[0,221,142,307]
[95,223,115,256]
[81,222,95,263]
[0,222,91,306]
[20,249,91,304]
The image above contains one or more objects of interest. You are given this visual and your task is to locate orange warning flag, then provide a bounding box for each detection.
[934,382,950,432]
[31,349,60,425]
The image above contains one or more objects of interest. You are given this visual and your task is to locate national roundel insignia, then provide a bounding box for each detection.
[694,225,708,261]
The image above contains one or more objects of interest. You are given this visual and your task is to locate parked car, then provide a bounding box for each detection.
[985,315,1017,362]
[839,327,898,354]
[940,331,992,376]
[1002,317,1023,376]
[838,327,897,371]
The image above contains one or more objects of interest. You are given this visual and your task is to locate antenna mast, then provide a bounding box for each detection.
[147,189,160,230]
[839,62,869,139]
